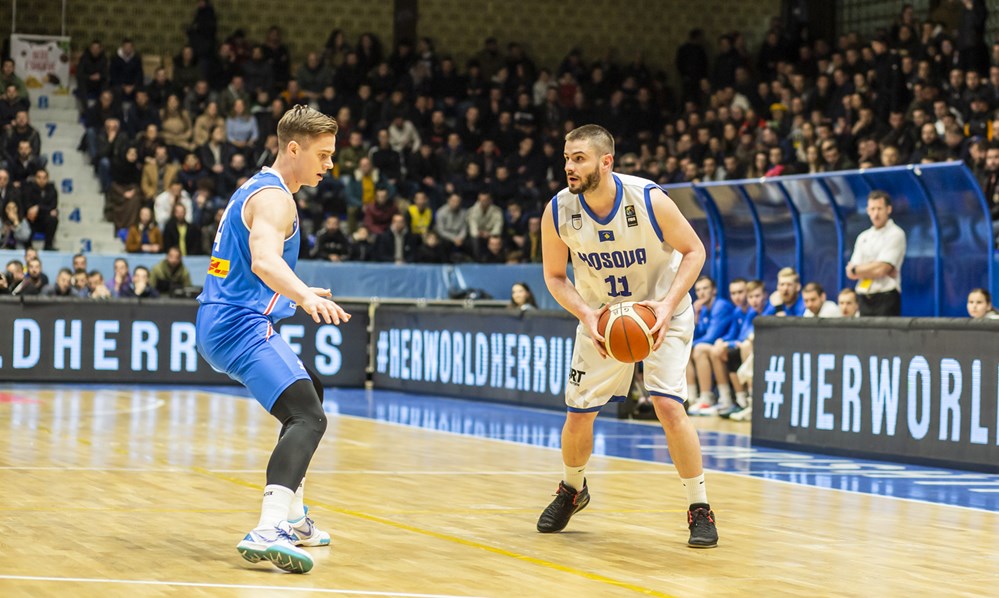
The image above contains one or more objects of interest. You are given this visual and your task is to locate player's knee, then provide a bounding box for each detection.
[302,402,327,439]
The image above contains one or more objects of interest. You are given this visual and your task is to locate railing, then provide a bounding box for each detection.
[665,162,993,317]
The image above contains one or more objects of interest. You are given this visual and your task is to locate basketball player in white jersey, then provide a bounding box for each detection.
[537,124,718,547]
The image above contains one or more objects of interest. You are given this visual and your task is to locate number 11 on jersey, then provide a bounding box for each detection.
[604,275,631,297]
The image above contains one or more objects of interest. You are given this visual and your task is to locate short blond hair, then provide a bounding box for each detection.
[565,124,615,157]
[277,105,338,151]
[777,267,800,282]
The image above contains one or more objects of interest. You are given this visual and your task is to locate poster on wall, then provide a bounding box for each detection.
[10,34,72,92]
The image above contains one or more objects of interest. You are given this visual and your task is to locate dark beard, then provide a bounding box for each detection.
[570,169,601,194]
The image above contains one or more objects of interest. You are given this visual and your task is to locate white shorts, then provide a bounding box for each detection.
[565,305,694,412]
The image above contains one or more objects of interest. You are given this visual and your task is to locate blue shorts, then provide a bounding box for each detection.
[196,303,311,412]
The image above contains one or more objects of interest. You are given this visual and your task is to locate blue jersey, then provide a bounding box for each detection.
[197,167,300,323]
[693,297,735,345]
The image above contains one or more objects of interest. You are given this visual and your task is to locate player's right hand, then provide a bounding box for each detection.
[582,305,609,359]
[301,293,351,325]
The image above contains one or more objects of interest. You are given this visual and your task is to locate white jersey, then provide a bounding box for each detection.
[552,173,692,313]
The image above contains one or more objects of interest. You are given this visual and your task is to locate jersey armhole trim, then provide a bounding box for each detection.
[241,185,298,241]
[550,194,561,238]
[644,185,665,243]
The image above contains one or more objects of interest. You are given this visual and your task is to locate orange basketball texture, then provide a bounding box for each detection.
[597,303,657,363]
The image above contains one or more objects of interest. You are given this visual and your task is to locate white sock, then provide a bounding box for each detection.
[681,474,708,505]
[735,391,748,408]
[257,484,295,529]
[288,478,306,523]
[563,463,586,491]
[698,390,715,405]
[717,384,733,406]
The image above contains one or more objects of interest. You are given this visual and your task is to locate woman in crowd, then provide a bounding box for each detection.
[967,288,999,320]
[509,282,538,311]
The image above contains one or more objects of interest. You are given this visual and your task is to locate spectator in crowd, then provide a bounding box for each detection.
[94,117,130,193]
[5,110,42,159]
[86,269,113,300]
[193,101,224,148]
[838,287,861,317]
[22,169,58,250]
[687,276,736,415]
[125,206,163,253]
[311,215,350,262]
[44,268,76,297]
[72,253,87,273]
[0,84,28,128]
[142,144,181,200]
[71,269,89,297]
[847,190,906,316]
[802,282,843,317]
[160,94,196,158]
[121,265,159,298]
[509,281,538,310]
[150,246,192,295]
[106,145,144,230]
[76,40,109,101]
[109,38,143,100]
[466,191,503,258]
[225,98,259,151]
[363,186,397,235]
[125,90,161,138]
[406,191,433,236]
[9,139,45,185]
[0,59,27,105]
[434,193,469,257]
[347,224,375,261]
[413,230,449,263]
[154,181,193,229]
[479,234,507,263]
[344,155,382,231]
[163,203,202,255]
[0,168,19,209]
[373,213,420,263]
[967,287,999,319]
[12,256,45,295]
[107,257,132,297]
[1,199,30,249]
[764,267,806,316]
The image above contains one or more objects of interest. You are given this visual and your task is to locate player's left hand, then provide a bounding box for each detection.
[309,287,333,298]
[637,299,675,352]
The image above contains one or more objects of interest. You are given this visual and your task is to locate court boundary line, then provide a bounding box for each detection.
[0,575,483,597]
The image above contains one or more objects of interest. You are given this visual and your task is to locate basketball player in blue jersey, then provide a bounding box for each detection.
[196,105,350,573]
[537,124,718,547]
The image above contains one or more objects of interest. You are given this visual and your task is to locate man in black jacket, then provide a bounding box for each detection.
[373,214,420,263]
[22,169,58,250]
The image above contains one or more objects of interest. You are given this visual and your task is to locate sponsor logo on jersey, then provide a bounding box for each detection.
[598,230,615,242]
[575,248,647,271]
[571,213,582,230]
[207,257,230,278]
[625,205,638,227]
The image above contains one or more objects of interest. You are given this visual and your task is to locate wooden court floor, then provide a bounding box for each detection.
[0,386,997,597]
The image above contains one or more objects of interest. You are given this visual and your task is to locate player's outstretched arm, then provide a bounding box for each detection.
[247,188,350,325]
[541,201,607,358]
[638,187,705,350]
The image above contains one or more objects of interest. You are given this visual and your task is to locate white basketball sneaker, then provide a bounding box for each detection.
[237,520,314,573]
[289,506,331,547]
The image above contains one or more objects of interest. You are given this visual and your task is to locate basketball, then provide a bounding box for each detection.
[598,301,657,363]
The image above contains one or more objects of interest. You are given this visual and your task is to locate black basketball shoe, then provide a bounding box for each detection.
[536,480,590,533]
[687,503,718,548]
